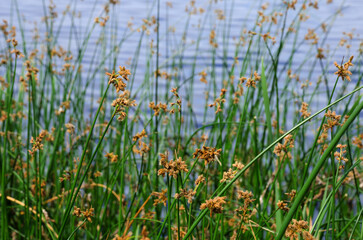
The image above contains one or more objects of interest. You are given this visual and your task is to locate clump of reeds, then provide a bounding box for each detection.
[0,0,362,239]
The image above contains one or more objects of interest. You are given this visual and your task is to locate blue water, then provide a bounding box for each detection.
[1,0,362,122]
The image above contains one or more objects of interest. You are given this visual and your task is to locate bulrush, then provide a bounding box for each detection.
[73,206,94,223]
[151,189,167,206]
[28,130,49,156]
[220,168,237,183]
[195,175,206,186]
[240,71,261,89]
[107,66,136,121]
[273,134,294,160]
[199,70,207,83]
[157,152,188,179]
[299,102,311,119]
[235,190,256,224]
[334,144,348,169]
[193,146,222,165]
[277,200,290,212]
[174,188,196,203]
[334,56,354,81]
[105,152,118,163]
[107,70,127,93]
[111,91,137,121]
[200,196,227,216]
[149,102,167,116]
[323,110,341,132]
[209,88,227,114]
[285,219,315,240]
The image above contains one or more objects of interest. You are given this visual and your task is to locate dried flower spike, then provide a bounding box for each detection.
[200,196,227,216]
[334,56,354,81]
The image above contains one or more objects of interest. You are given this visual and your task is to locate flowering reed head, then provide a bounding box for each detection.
[151,189,167,206]
[285,219,314,240]
[157,152,188,179]
[29,130,49,156]
[273,134,294,160]
[300,102,311,119]
[112,90,137,121]
[200,196,227,216]
[334,56,354,81]
[192,146,222,165]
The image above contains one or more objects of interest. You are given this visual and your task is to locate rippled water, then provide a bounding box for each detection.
[1,0,362,122]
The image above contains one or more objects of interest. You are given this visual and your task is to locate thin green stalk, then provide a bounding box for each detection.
[183,86,362,239]
[58,84,111,238]
[276,100,363,239]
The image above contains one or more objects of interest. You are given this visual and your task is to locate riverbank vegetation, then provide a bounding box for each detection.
[0,0,362,239]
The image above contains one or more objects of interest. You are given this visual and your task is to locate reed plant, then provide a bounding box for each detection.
[0,0,362,239]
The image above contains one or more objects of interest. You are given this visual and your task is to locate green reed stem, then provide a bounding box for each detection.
[183,86,362,239]
[276,99,363,239]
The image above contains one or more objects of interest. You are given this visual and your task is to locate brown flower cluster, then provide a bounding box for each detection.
[0,20,11,37]
[199,70,207,84]
[169,87,182,114]
[316,48,325,59]
[149,102,167,116]
[209,30,218,48]
[277,200,290,212]
[334,56,354,81]
[29,130,50,156]
[256,7,283,27]
[305,29,318,45]
[236,190,256,222]
[171,226,187,240]
[299,102,311,119]
[105,152,118,163]
[107,67,136,121]
[323,110,341,132]
[260,32,276,44]
[111,90,137,121]
[133,129,147,141]
[220,168,237,183]
[195,175,206,186]
[273,134,294,160]
[157,152,188,179]
[232,161,245,170]
[233,77,245,104]
[55,101,70,115]
[30,178,46,197]
[60,170,72,182]
[24,60,39,86]
[94,16,109,27]
[65,123,75,134]
[334,144,348,169]
[285,189,296,201]
[200,196,227,216]
[6,28,25,59]
[140,225,150,240]
[193,146,222,165]
[285,219,315,240]
[73,206,95,223]
[151,189,167,206]
[352,134,363,149]
[240,71,261,89]
[283,0,297,10]
[107,67,129,93]
[132,129,150,156]
[174,188,196,203]
[209,88,227,114]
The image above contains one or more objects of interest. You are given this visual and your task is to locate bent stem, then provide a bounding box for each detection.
[276,99,363,239]
[182,86,362,240]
